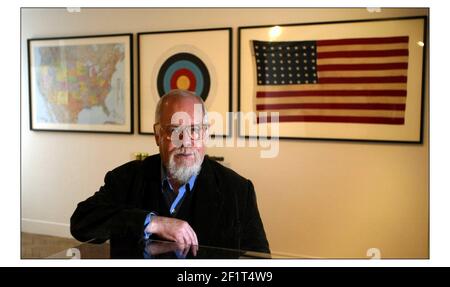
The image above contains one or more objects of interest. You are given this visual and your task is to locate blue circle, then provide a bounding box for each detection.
[157,52,210,101]
[163,60,204,96]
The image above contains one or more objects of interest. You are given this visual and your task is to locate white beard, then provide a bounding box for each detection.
[167,148,203,184]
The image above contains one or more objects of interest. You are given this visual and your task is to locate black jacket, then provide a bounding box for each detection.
[70,154,270,253]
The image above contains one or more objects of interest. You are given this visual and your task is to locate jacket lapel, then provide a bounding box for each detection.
[192,157,224,246]
[140,155,162,212]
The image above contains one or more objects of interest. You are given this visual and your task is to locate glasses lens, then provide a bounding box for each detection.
[190,125,202,140]
[162,125,205,141]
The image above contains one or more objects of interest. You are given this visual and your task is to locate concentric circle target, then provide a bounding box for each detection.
[157,53,210,101]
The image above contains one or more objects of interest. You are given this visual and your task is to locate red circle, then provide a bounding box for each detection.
[170,68,197,91]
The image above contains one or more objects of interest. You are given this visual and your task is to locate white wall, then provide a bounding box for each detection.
[21,8,429,258]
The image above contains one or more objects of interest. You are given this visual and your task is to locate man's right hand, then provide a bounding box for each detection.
[145,240,198,258]
[145,216,198,246]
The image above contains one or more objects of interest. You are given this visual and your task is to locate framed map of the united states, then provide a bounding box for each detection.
[27,33,133,133]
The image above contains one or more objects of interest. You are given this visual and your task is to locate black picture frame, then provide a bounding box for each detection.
[238,16,427,143]
[138,27,232,138]
[27,33,134,134]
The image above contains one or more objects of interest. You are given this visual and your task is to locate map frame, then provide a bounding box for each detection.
[27,33,133,134]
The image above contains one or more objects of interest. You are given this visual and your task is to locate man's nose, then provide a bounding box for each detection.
[180,130,192,147]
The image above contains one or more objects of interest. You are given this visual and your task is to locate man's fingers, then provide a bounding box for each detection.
[175,234,186,244]
[184,224,198,246]
[185,228,195,246]
[179,224,197,246]
[188,228,197,246]
[191,244,198,257]
[175,230,190,245]
[181,244,190,258]
[191,228,198,246]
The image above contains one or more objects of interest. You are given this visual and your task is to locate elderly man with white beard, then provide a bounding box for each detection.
[70,89,270,255]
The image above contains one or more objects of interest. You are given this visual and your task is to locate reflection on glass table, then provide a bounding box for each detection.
[46,239,310,259]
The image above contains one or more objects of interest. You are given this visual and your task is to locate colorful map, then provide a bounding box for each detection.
[34,43,126,125]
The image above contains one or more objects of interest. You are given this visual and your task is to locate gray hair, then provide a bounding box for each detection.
[154,89,208,124]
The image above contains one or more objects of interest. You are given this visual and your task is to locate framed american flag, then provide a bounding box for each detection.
[238,16,427,142]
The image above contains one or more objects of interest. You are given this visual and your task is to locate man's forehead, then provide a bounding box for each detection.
[163,96,202,109]
[160,97,204,124]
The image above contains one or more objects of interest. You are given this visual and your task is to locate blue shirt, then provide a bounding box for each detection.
[162,172,197,215]
[143,168,198,240]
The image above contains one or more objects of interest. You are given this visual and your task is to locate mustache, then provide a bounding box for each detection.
[172,148,198,155]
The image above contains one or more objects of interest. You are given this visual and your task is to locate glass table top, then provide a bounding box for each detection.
[44,239,309,259]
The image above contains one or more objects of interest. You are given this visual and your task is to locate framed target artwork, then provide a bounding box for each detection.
[138,28,232,137]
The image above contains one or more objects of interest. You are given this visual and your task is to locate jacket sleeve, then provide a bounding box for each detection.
[239,180,270,253]
[70,164,149,243]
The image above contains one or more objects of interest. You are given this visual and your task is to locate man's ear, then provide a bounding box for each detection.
[153,125,160,146]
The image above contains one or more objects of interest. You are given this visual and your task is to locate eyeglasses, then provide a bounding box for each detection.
[155,123,209,141]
